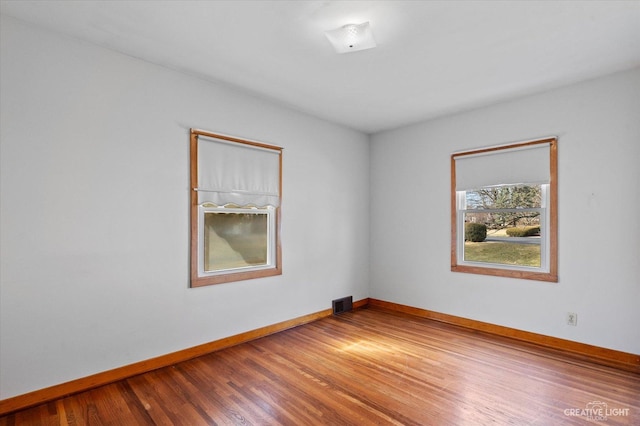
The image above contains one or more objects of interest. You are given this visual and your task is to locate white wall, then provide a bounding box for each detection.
[0,16,370,399]
[371,67,640,355]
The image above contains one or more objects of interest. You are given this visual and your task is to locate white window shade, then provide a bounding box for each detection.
[454,142,550,191]
[197,136,281,207]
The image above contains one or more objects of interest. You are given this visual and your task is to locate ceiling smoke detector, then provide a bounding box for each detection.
[325,22,377,54]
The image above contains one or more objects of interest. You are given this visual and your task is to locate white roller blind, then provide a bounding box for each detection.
[197,135,281,207]
[454,142,550,191]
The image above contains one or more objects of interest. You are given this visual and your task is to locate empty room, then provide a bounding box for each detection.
[1,1,639,424]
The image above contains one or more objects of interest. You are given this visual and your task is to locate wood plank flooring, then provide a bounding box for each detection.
[1,307,639,425]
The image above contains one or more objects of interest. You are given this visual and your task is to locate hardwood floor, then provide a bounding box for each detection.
[2,307,639,425]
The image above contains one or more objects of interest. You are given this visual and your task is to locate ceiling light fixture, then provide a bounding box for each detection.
[325,22,376,54]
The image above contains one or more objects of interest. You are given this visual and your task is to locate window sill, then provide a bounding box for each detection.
[451,264,558,283]
[191,266,282,287]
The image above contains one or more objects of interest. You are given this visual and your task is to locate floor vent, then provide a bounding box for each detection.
[332,296,353,315]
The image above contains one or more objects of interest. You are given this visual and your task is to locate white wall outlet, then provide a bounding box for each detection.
[567,312,578,326]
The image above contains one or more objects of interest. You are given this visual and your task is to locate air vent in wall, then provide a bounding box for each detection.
[332,296,353,315]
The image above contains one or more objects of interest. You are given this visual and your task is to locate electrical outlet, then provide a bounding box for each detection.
[567,312,578,326]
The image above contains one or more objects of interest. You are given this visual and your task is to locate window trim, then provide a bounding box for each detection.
[450,138,558,282]
[190,129,282,287]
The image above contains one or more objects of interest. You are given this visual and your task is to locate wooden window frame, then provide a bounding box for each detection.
[190,129,282,287]
[451,137,558,282]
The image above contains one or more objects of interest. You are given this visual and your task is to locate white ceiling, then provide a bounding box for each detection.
[2,1,640,134]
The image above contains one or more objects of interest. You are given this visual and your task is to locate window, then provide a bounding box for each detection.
[190,129,282,287]
[451,138,557,282]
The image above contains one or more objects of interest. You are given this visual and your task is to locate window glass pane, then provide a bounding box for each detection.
[463,211,541,267]
[204,211,268,272]
[466,184,542,210]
